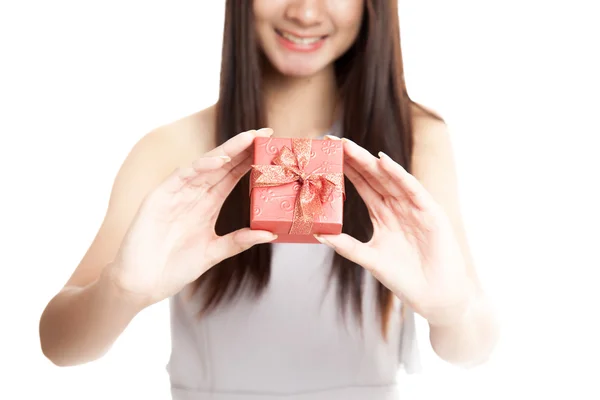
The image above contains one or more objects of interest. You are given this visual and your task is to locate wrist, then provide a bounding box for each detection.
[98,263,152,313]
[426,283,481,329]
[429,299,475,331]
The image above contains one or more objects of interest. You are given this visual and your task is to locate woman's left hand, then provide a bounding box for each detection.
[315,138,474,327]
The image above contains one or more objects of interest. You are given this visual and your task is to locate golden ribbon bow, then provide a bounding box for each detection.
[250,138,344,235]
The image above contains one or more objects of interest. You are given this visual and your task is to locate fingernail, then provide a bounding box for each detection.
[378,151,390,160]
[313,234,328,244]
[256,128,274,136]
[324,134,341,141]
[219,156,231,162]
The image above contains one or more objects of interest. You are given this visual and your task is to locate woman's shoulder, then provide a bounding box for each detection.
[409,101,450,151]
[107,104,218,205]
[146,103,218,164]
[407,101,460,224]
[124,104,218,176]
[410,102,446,130]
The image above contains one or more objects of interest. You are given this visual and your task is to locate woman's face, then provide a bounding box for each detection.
[254,0,364,77]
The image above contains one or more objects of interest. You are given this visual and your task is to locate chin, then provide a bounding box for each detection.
[276,63,322,78]
[266,53,330,78]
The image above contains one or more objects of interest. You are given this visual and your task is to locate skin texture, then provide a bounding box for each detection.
[39,123,278,366]
[320,117,500,366]
[39,0,499,369]
[254,0,364,77]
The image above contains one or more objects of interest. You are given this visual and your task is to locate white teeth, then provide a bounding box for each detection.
[280,31,322,45]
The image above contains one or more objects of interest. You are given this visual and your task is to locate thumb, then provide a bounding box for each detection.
[209,228,277,266]
[314,233,376,270]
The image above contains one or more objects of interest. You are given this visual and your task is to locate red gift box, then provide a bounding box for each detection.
[249,137,345,244]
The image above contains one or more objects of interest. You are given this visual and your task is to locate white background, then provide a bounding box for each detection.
[1,1,599,399]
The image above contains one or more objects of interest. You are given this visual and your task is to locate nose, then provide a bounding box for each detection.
[284,0,325,27]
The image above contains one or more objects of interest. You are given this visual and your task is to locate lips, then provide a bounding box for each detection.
[275,29,327,44]
[274,29,328,52]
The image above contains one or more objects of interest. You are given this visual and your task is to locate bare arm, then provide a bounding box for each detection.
[39,115,276,367]
[39,266,148,366]
[39,128,185,366]
[410,114,500,366]
[318,108,500,368]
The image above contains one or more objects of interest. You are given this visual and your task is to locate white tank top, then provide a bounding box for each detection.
[166,243,421,400]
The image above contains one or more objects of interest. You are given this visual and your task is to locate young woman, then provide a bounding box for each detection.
[39,1,499,398]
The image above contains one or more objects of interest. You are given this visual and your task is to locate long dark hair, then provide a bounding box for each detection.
[193,0,439,338]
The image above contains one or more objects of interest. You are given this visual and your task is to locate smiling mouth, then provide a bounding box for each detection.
[275,29,328,45]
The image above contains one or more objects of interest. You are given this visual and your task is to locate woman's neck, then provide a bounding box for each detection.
[262,64,339,138]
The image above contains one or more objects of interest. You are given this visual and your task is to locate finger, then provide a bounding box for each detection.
[377,151,436,210]
[208,155,253,200]
[190,128,272,188]
[344,160,381,206]
[343,161,392,223]
[208,228,278,266]
[192,155,231,171]
[187,153,250,190]
[314,233,378,271]
[327,133,382,206]
[328,135,388,221]
[341,138,390,195]
[204,128,273,161]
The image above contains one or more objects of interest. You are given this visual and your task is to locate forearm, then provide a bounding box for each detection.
[428,289,500,367]
[39,265,145,367]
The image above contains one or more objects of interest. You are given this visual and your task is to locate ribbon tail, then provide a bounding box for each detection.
[289,197,312,235]
[289,182,322,235]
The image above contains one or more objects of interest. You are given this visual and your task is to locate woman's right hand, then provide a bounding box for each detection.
[104,128,277,308]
